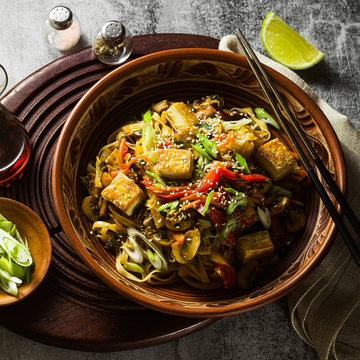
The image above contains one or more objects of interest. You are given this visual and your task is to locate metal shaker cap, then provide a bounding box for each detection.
[49,6,73,30]
[101,21,126,45]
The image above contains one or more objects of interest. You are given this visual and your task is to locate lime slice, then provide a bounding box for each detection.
[261,11,324,70]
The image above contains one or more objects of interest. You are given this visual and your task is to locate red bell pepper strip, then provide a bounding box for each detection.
[149,164,270,200]
[215,263,235,289]
[141,179,153,187]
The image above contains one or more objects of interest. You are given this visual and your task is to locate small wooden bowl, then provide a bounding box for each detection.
[0,197,52,306]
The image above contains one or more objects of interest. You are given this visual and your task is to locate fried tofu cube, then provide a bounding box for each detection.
[166,102,199,131]
[255,138,296,181]
[236,230,274,264]
[101,172,145,216]
[157,149,193,179]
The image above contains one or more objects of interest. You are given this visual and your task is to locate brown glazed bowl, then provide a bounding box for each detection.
[0,197,52,306]
[52,49,345,317]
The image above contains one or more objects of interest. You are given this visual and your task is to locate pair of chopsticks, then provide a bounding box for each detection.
[235,28,360,266]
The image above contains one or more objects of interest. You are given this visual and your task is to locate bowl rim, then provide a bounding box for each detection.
[0,197,52,306]
[52,48,346,317]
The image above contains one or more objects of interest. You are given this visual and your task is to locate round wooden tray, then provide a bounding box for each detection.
[0,34,219,352]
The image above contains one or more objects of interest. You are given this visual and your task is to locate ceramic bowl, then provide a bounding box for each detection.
[0,197,52,305]
[52,49,345,317]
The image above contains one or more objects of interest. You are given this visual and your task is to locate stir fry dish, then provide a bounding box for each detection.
[81,95,309,289]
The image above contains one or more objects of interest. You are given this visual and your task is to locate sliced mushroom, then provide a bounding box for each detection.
[181,229,201,261]
[172,229,201,264]
[165,211,193,231]
[81,196,100,222]
[82,173,101,198]
[285,207,306,232]
[269,196,291,216]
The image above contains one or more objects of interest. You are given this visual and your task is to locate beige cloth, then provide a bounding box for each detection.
[219,35,360,360]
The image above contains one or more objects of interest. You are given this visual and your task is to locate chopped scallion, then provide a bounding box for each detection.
[197,132,218,158]
[157,200,180,212]
[235,152,250,174]
[142,109,152,122]
[257,207,271,229]
[146,249,162,270]
[202,190,214,215]
[192,143,212,160]
[226,192,248,215]
[145,170,166,186]
[123,262,144,273]
[220,217,237,240]
[254,108,280,129]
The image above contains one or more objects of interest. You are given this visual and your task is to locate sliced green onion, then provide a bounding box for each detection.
[141,110,155,152]
[257,207,271,229]
[123,262,144,273]
[235,152,250,174]
[0,279,18,296]
[220,217,237,240]
[192,143,212,160]
[142,122,156,153]
[224,187,240,195]
[222,118,252,131]
[269,185,293,198]
[197,132,218,158]
[254,108,280,130]
[0,215,33,296]
[0,221,13,233]
[127,228,168,271]
[0,229,32,267]
[12,262,26,279]
[157,200,180,212]
[197,154,209,169]
[145,170,166,186]
[123,237,143,264]
[146,249,162,270]
[227,192,248,215]
[202,190,214,215]
[142,109,152,122]
[0,268,22,285]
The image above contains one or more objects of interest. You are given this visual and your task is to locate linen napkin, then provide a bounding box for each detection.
[219,35,360,360]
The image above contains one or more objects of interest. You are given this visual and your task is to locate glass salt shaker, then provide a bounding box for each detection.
[92,21,133,65]
[43,5,81,51]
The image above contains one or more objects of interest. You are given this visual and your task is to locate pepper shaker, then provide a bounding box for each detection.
[92,21,133,65]
[43,5,81,51]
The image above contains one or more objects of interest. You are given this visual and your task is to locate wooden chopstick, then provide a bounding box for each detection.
[235,28,360,266]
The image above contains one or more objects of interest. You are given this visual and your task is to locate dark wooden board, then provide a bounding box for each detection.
[0,33,219,352]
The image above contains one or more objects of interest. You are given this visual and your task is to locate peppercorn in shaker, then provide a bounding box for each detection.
[92,21,133,65]
[43,6,81,51]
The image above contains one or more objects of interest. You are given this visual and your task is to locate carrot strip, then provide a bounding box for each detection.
[169,232,185,247]
[181,199,204,211]
[217,131,236,150]
[118,138,128,165]
[121,154,152,169]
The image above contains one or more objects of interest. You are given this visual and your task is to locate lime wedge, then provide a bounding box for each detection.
[261,11,325,70]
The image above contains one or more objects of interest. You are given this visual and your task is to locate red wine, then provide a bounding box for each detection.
[0,104,31,186]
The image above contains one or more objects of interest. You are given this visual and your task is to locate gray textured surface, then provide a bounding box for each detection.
[0,0,359,359]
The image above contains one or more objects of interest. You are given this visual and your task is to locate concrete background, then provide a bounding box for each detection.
[1,0,359,359]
